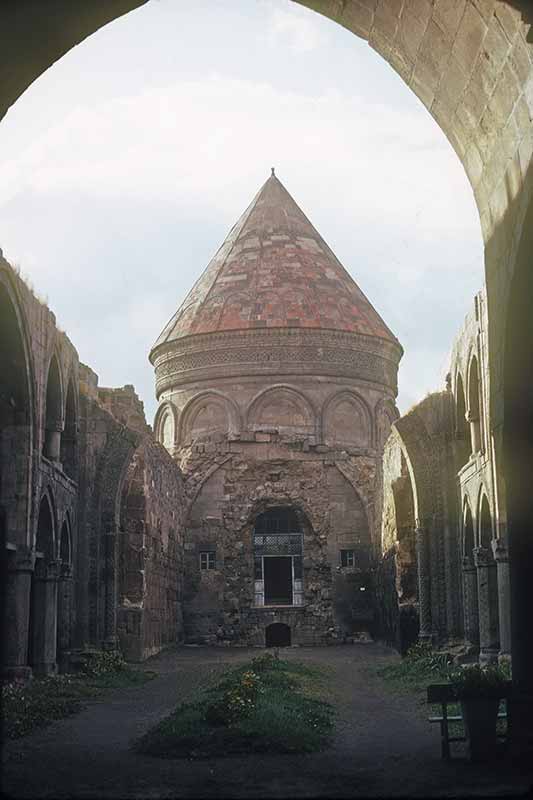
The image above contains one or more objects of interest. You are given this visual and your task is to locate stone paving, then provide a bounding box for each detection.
[3,644,532,799]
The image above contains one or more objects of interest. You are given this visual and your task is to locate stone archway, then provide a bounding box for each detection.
[265,622,291,648]
[29,494,59,675]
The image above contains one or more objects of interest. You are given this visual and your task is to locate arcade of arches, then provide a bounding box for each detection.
[1,0,533,757]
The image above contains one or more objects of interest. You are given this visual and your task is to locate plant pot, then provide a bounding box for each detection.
[460,697,500,762]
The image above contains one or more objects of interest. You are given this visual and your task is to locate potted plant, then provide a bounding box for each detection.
[449,663,507,762]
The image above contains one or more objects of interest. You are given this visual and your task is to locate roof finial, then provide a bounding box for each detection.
[271,166,275,177]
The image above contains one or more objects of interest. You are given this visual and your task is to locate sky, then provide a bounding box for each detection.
[0,0,484,424]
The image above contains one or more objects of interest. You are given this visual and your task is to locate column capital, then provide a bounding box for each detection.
[462,555,475,571]
[473,546,493,568]
[40,560,61,581]
[492,539,508,562]
[60,563,74,580]
[8,546,35,573]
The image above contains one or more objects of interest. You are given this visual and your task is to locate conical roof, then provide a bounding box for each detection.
[151,171,398,356]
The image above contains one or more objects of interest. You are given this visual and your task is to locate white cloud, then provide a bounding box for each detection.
[264,1,327,53]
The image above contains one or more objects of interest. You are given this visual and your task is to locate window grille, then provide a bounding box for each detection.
[200,551,216,570]
[340,549,355,568]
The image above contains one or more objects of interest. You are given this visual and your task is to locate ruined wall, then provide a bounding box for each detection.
[1,254,186,678]
[176,431,378,647]
[118,438,185,661]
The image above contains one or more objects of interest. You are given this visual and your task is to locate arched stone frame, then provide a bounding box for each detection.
[390,452,417,603]
[466,349,483,456]
[57,511,73,668]
[374,396,399,451]
[60,366,78,480]
[454,368,470,469]
[179,390,240,445]
[246,384,317,437]
[90,427,140,648]
[42,349,65,462]
[153,400,178,452]
[0,266,35,551]
[4,0,533,746]
[321,389,372,448]
[475,487,500,658]
[461,495,479,649]
[29,490,59,674]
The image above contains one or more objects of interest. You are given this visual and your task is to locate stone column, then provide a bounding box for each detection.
[32,560,60,675]
[415,524,432,642]
[461,556,479,649]
[57,563,73,671]
[103,531,118,649]
[3,547,34,682]
[492,540,511,658]
[473,547,499,664]
[466,410,481,455]
[44,421,62,462]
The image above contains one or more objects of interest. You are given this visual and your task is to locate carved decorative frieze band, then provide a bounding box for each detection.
[153,329,401,397]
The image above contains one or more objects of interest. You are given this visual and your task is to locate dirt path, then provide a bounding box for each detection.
[2,644,531,798]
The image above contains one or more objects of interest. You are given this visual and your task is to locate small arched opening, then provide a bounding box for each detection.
[462,503,479,649]
[29,495,58,674]
[56,518,73,670]
[478,495,500,657]
[253,508,303,608]
[265,622,291,648]
[60,378,77,479]
[43,356,63,461]
[455,373,470,469]
[467,356,482,456]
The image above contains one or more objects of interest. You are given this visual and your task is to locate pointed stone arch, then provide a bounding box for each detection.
[43,352,64,461]
[454,369,470,469]
[179,390,240,444]
[61,369,78,479]
[247,385,316,436]
[322,389,372,448]
[154,400,178,452]
[29,492,59,674]
[374,396,399,451]
[466,351,482,455]
[0,266,34,550]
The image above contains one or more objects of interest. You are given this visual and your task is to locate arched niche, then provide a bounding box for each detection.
[478,493,493,551]
[248,386,315,435]
[57,516,73,668]
[155,401,177,453]
[180,391,238,444]
[391,452,416,602]
[323,391,371,448]
[29,493,58,674]
[462,498,479,649]
[60,375,78,479]
[375,399,398,451]
[0,275,33,548]
[463,501,475,559]
[43,354,63,461]
[467,354,482,455]
[455,371,470,469]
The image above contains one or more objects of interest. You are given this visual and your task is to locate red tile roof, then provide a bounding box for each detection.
[152,172,399,351]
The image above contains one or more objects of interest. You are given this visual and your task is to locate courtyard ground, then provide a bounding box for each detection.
[2,644,532,799]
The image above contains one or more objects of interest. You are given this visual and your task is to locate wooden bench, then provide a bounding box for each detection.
[427,681,513,760]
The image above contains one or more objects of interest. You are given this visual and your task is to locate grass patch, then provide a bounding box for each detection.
[137,653,334,758]
[369,644,509,741]
[3,656,156,740]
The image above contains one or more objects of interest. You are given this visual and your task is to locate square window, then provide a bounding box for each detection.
[200,551,216,570]
[340,549,355,568]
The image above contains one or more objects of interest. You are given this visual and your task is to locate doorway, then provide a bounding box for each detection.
[264,556,293,606]
[265,622,291,647]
